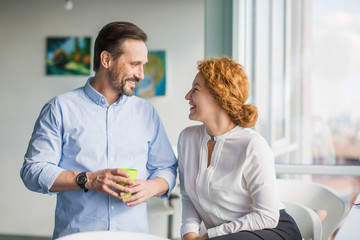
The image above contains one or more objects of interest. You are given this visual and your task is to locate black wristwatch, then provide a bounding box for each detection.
[76,172,88,192]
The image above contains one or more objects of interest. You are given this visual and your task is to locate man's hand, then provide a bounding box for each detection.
[86,168,135,199]
[50,169,168,206]
[49,168,134,195]
[121,177,169,206]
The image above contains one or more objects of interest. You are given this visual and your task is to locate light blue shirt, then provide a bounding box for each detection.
[20,78,177,239]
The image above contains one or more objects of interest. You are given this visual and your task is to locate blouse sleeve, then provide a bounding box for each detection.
[207,136,280,238]
[178,130,202,237]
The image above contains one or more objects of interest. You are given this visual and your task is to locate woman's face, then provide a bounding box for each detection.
[185,72,221,123]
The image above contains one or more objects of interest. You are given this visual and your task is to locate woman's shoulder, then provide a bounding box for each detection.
[179,124,203,141]
[233,127,270,147]
[180,124,203,135]
[238,129,273,158]
[233,127,261,139]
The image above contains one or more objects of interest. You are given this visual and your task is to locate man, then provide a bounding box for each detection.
[20,21,177,239]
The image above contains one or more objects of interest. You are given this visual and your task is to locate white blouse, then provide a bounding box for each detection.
[178,125,283,238]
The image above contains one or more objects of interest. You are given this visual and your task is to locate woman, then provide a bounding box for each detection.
[178,57,302,240]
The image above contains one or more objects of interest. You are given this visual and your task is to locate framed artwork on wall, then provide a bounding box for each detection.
[46,37,91,76]
[135,50,166,97]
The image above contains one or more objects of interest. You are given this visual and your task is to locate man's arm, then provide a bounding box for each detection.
[21,100,64,194]
[150,177,170,197]
[145,107,178,198]
[116,104,177,206]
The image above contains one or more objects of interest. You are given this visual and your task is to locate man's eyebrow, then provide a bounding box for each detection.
[132,60,147,64]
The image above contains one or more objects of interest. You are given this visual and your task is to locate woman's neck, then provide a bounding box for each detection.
[204,114,236,137]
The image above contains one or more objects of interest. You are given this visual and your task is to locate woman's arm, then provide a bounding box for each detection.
[178,131,202,238]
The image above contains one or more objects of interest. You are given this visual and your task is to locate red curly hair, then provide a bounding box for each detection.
[197,57,258,128]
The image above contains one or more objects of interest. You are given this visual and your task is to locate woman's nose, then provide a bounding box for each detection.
[185,90,191,100]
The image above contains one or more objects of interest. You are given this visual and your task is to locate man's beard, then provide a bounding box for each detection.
[108,67,138,96]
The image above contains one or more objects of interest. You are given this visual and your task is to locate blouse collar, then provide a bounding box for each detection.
[203,124,240,141]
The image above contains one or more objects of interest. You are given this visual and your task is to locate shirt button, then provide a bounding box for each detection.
[109,157,113,161]
[111,206,114,210]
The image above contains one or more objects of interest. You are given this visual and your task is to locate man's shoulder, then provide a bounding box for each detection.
[43,87,84,110]
[57,87,83,100]
[125,96,156,113]
[126,95,151,105]
[47,87,83,103]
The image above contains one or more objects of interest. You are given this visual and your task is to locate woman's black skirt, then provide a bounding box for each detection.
[209,210,302,240]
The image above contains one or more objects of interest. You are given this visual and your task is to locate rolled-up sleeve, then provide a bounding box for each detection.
[146,108,177,198]
[20,99,64,194]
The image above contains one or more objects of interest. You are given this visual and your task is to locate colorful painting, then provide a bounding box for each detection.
[135,50,166,97]
[46,37,91,76]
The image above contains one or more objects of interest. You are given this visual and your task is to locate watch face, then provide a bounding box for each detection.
[77,174,87,184]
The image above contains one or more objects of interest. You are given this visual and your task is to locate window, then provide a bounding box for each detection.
[233,0,305,163]
[232,0,360,203]
[311,0,360,166]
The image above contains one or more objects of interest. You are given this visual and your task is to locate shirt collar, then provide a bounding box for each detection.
[83,77,127,107]
[203,124,240,141]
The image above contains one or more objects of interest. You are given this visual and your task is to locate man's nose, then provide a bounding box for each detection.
[135,66,144,80]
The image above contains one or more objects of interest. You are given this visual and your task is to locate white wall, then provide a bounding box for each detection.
[0,0,204,236]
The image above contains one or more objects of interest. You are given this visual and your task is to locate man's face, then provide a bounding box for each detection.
[107,39,148,96]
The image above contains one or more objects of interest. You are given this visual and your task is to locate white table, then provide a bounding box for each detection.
[56,231,169,240]
[334,194,360,240]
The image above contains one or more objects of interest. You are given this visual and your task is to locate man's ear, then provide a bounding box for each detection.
[100,51,112,69]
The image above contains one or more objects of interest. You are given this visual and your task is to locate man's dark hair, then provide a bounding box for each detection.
[93,21,148,72]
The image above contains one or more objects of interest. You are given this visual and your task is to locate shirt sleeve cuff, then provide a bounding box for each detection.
[207,227,219,239]
[39,165,64,195]
[181,223,200,238]
[148,169,176,198]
